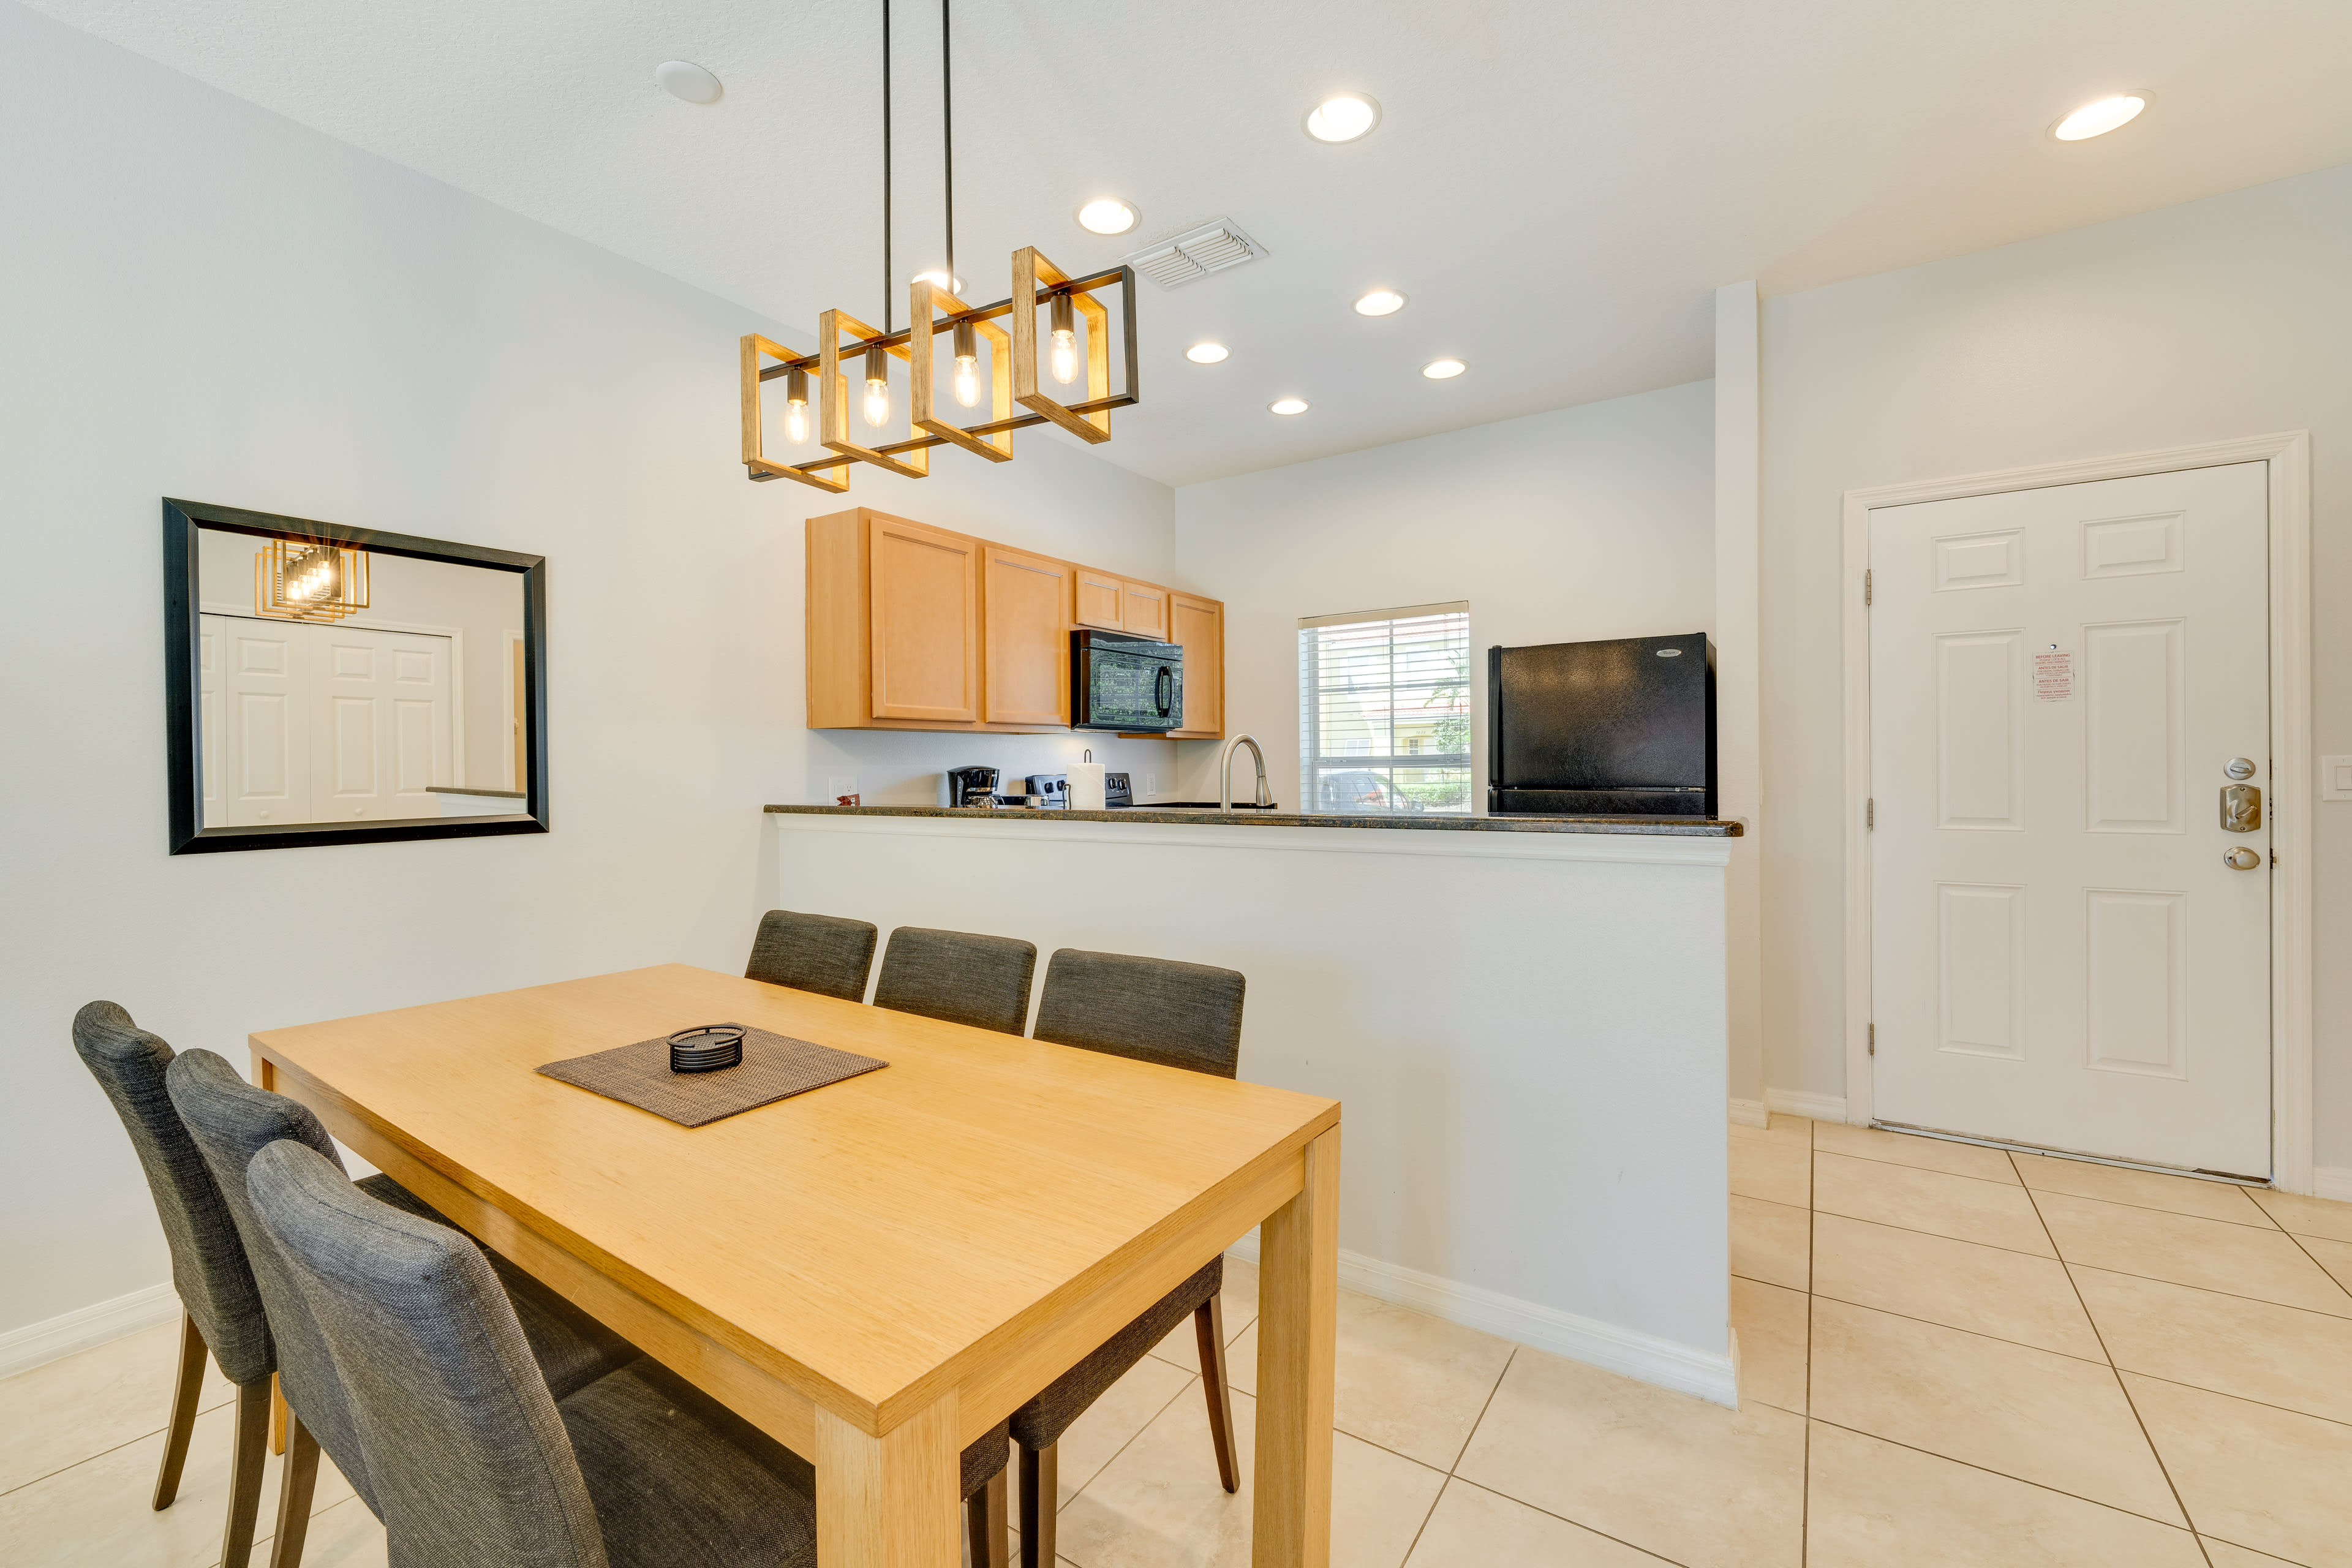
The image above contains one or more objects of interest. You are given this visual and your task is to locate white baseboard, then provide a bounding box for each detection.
[0,1283,178,1381]
[2312,1166,2352,1202]
[1728,1098,1768,1128]
[1765,1088,1848,1123]
[1228,1237,1738,1409]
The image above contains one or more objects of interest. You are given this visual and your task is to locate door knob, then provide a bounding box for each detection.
[2225,846,2263,870]
[2221,783,2262,832]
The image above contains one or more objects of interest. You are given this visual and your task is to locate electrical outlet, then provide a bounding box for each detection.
[2323,756,2352,802]
[1143,770,1158,796]
[825,772,857,807]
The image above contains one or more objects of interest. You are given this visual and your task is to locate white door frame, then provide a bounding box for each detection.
[1841,432,2314,1191]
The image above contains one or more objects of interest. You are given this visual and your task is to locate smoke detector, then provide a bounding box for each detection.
[1121,219,1268,289]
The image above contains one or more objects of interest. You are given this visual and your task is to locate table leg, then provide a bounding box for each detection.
[815,1392,960,1568]
[1253,1125,1339,1568]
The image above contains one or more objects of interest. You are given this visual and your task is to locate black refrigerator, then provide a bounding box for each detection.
[1488,634,1716,816]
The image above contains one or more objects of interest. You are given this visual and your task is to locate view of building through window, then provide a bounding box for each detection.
[1297,603,1472,813]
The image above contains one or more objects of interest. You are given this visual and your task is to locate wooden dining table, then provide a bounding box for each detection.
[249,963,1341,1567]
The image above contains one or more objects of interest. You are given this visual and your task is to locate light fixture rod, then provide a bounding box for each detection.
[881,0,894,334]
[941,0,954,291]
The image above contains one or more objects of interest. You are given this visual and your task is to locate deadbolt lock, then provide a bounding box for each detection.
[2225,846,2263,871]
[2221,783,2262,834]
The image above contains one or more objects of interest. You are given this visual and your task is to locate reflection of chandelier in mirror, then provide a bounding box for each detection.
[255,538,370,622]
[737,0,1137,494]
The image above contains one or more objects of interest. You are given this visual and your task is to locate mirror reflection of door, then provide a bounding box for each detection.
[510,631,527,791]
[195,526,523,827]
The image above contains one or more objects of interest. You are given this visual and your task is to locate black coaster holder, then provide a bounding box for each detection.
[668,1023,746,1074]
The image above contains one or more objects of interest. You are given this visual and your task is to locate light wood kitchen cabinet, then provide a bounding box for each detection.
[982,544,1072,726]
[1120,580,1169,641]
[1167,592,1225,739]
[805,507,1221,736]
[1074,568,1125,630]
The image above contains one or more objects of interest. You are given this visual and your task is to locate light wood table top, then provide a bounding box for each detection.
[251,963,1342,1567]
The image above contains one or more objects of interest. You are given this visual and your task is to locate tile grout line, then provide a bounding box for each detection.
[2012,1152,2212,1564]
[1440,1473,1696,1567]
[2268,1224,2352,1311]
[2107,1364,2352,1436]
[1801,1118,1817,1566]
[1390,1346,1522,1568]
[1802,1414,2212,1537]
[1054,1369,1198,1519]
[1806,1284,2114,1368]
[1820,1142,2293,1234]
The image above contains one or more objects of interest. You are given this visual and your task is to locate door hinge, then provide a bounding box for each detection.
[1866,797,1875,829]
[1868,1023,1876,1056]
[1864,568,1873,606]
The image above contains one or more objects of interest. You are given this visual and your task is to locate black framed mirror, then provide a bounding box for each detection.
[164,498,548,853]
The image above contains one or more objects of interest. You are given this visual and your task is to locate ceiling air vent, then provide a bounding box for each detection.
[1121,218,1268,289]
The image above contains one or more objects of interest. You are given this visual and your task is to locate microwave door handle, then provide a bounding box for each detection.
[1156,666,1172,717]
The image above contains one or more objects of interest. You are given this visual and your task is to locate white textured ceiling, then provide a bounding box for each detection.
[29,0,2352,486]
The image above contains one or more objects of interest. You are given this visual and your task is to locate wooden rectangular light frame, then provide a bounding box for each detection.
[820,309,929,480]
[1011,247,1115,445]
[909,281,1014,463]
[739,334,853,493]
[253,538,370,623]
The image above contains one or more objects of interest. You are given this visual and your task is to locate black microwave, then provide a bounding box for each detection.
[1072,630,1183,732]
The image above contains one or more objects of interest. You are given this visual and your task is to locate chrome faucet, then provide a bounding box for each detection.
[1218,734,1272,812]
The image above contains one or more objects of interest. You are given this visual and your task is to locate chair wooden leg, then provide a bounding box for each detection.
[1017,1442,1057,1568]
[151,1312,208,1510]
[265,1408,320,1568]
[220,1378,271,1568]
[966,1464,1008,1568]
[1195,1294,1240,1493]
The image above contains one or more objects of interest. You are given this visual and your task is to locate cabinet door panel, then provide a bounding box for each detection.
[1074,568,1124,630]
[869,516,978,722]
[984,546,1072,726]
[1169,593,1223,738]
[1120,581,1169,641]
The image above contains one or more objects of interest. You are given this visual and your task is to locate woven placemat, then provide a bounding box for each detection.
[537,1025,887,1128]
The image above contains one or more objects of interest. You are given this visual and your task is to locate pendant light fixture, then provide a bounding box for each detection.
[737,0,1139,491]
[254,538,369,622]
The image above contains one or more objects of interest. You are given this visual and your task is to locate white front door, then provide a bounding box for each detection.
[1868,462,2272,1176]
[311,626,453,821]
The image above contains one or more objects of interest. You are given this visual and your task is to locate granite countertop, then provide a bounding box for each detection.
[765,804,1741,837]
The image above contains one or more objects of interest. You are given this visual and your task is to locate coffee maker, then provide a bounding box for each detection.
[945,765,998,807]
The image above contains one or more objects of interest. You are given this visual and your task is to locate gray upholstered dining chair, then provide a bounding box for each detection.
[872,926,1038,1036]
[69,1003,276,1568]
[165,1047,638,1565]
[745,909,880,1001]
[243,1136,818,1568]
[1012,950,1248,1568]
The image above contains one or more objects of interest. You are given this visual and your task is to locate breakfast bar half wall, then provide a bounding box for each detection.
[766,805,1738,1404]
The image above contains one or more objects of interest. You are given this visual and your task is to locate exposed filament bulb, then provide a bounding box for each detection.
[952,320,981,408]
[784,366,809,444]
[1049,293,1078,385]
[861,345,891,429]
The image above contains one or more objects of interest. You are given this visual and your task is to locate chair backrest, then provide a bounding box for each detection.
[245,1138,609,1568]
[165,1049,380,1512]
[1032,950,1245,1078]
[872,927,1038,1036]
[745,909,879,1001]
[70,1002,274,1387]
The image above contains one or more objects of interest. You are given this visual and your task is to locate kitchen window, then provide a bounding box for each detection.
[1298,602,1472,814]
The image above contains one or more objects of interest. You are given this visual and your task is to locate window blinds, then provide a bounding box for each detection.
[1297,603,1472,814]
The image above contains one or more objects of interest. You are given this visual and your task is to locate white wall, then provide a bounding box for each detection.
[1170,382,1717,810]
[0,2,1178,1340]
[1758,164,2352,1161]
[777,813,1736,1401]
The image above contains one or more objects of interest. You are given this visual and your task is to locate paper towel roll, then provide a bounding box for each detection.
[1068,761,1107,811]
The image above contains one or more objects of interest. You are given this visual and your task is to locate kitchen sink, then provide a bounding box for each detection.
[1116,801,1283,811]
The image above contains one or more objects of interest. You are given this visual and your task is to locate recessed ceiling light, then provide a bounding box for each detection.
[1353,290,1407,317]
[1269,397,1310,416]
[2051,92,2149,141]
[1076,198,1139,236]
[1422,359,1466,379]
[911,269,965,294]
[654,61,723,105]
[1305,93,1381,143]
[1186,343,1229,364]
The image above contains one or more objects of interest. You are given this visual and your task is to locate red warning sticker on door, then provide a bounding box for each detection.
[2034,649,2075,702]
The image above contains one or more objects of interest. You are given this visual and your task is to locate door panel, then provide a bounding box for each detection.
[869,517,979,722]
[1120,581,1169,641]
[982,546,1072,726]
[1869,462,2270,1174]
[1167,593,1224,739]
[217,620,307,825]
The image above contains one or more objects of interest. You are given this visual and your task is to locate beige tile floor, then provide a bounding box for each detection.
[12,1122,2352,1566]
